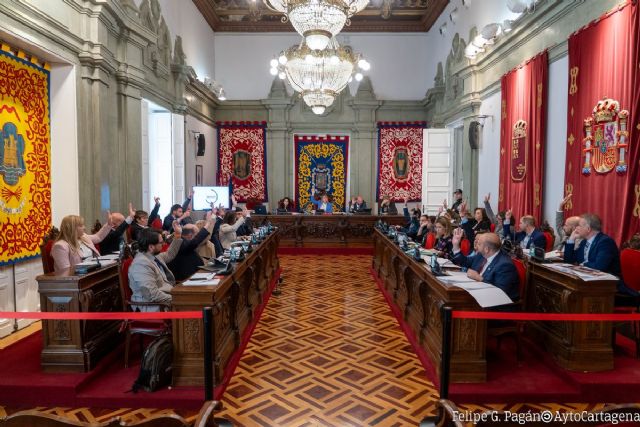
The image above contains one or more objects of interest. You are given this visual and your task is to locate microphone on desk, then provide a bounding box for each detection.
[93,252,102,268]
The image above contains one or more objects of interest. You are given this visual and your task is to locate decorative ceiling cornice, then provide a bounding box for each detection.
[192,0,448,33]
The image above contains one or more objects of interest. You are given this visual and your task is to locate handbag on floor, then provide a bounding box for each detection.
[131,334,173,393]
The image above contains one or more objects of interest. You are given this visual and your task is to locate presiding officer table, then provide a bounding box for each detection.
[170,229,280,386]
[252,214,407,246]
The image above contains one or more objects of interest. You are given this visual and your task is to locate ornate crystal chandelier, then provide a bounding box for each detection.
[263,0,369,50]
[269,38,370,115]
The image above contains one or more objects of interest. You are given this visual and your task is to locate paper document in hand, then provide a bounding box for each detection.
[452,282,512,308]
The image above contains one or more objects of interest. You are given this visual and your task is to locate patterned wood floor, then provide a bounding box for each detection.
[0,254,606,426]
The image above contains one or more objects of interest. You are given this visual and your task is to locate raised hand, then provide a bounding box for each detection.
[231,194,237,206]
[459,201,467,217]
[106,210,113,227]
[128,202,135,218]
[443,199,448,209]
[189,189,194,199]
[205,210,213,222]
[559,193,572,210]
[438,206,444,215]
[154,196,160,205]
[172,220,182,235]
[484,193,490,203]
[505,209,512,221]
[452,227,464,249]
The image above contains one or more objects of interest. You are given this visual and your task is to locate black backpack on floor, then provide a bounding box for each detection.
[131,334,173,393]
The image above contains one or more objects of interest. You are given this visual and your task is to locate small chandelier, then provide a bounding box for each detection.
[269,38,370,115]
[263,0,369,51]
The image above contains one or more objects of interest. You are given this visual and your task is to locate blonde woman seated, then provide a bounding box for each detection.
[51,213,113,273]
[219,208,249,250]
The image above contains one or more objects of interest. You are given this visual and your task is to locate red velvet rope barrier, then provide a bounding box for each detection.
[453,311,640,321]
[0,311,203,320]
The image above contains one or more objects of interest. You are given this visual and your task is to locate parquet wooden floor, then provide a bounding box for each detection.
[0,254,607,426]
[217,255,438,426]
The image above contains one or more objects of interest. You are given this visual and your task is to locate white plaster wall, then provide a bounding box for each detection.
[422,0,520,86]
[134,0,216,80]
[476,90,501,208]
[214,32,430,100]
[542,54,568,225]
[185,116,217,191]
[50,63,80,226]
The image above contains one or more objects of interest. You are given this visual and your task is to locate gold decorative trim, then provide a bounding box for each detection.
[569,66,579,95]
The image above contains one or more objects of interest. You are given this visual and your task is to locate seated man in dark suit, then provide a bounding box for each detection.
[564,213,638,297]
[167,211,215,281]
[503,210,546,250]
[349,195,368,213]
[162,191,193,231]
[99,205,135,254]
[451,228,520,302]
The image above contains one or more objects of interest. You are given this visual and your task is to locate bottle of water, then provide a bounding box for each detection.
[230,248,237,262]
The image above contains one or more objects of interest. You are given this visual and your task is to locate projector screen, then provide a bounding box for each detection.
[193,186,230,210]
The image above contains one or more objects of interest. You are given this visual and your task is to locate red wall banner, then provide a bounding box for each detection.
[563,1,640,245]
[216,121,268,202]
[498,51,548,223]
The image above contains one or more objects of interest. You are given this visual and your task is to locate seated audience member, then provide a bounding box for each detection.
[162,191,193,231]
[130,197,162,241]
[309,192,333,213]
[433,217,454,259]
[51,213,113,273]
[278,197,296,213]
[378,195,398,215]
[451,189,463,213]
[219,208,249,250]
[348,195,368,213]
[451,228,520,302]
[195,220,217,261]
[235,207,254,237]
[564,213,638,296]
[416,215,434,245]
[99,204,136,254]
[400,199,421,239]
[483,193,512,239]
[467,230,488,257]
[555,193,581,250]
[210,205,225,257]
[503,210,546,250]
[128,224,183,311]
[459,202,491,244]
[167,212,215,281]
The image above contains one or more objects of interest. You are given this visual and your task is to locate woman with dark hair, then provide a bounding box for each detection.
[433,217,454,259]
[219,208,248,249]
[460,202,491,243]
[278,197,295,213]
[130,197,161,241]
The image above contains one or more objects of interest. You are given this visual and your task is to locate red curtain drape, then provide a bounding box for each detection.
[563,1,640,245]
[498,51,548,222]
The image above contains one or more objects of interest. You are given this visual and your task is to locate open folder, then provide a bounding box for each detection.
[441,278,513,308]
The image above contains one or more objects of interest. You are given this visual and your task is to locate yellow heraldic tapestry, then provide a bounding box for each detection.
[0,45,51,265]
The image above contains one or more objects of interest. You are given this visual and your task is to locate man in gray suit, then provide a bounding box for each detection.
[128,222,182,311]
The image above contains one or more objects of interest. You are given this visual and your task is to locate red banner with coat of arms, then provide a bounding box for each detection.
[0,45,51,266]
[216,121,268,202]
[498,51,548,223]
[563,1,640,245]
[376,122,426,202]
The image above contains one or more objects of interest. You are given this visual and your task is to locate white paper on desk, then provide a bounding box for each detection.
[183,279,220,286]
[453,283,513,307]
[438,272,476,283]
[77,259,116,268]
[190,272,215,280]
[98,254,119,261]
[545,263,619,282]
[544,251,562,260]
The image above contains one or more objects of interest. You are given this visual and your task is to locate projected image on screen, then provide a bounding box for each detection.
[193,186,230,210]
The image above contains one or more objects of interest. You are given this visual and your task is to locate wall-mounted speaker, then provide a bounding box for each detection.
[468,121,481,150]
[196,134,206,156]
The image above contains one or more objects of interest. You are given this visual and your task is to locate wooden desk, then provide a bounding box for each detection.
[525,261,616,371]
[36,264,122,372]
[171,230,280,386]
[252,214,407,246]
[372,229,487,382]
